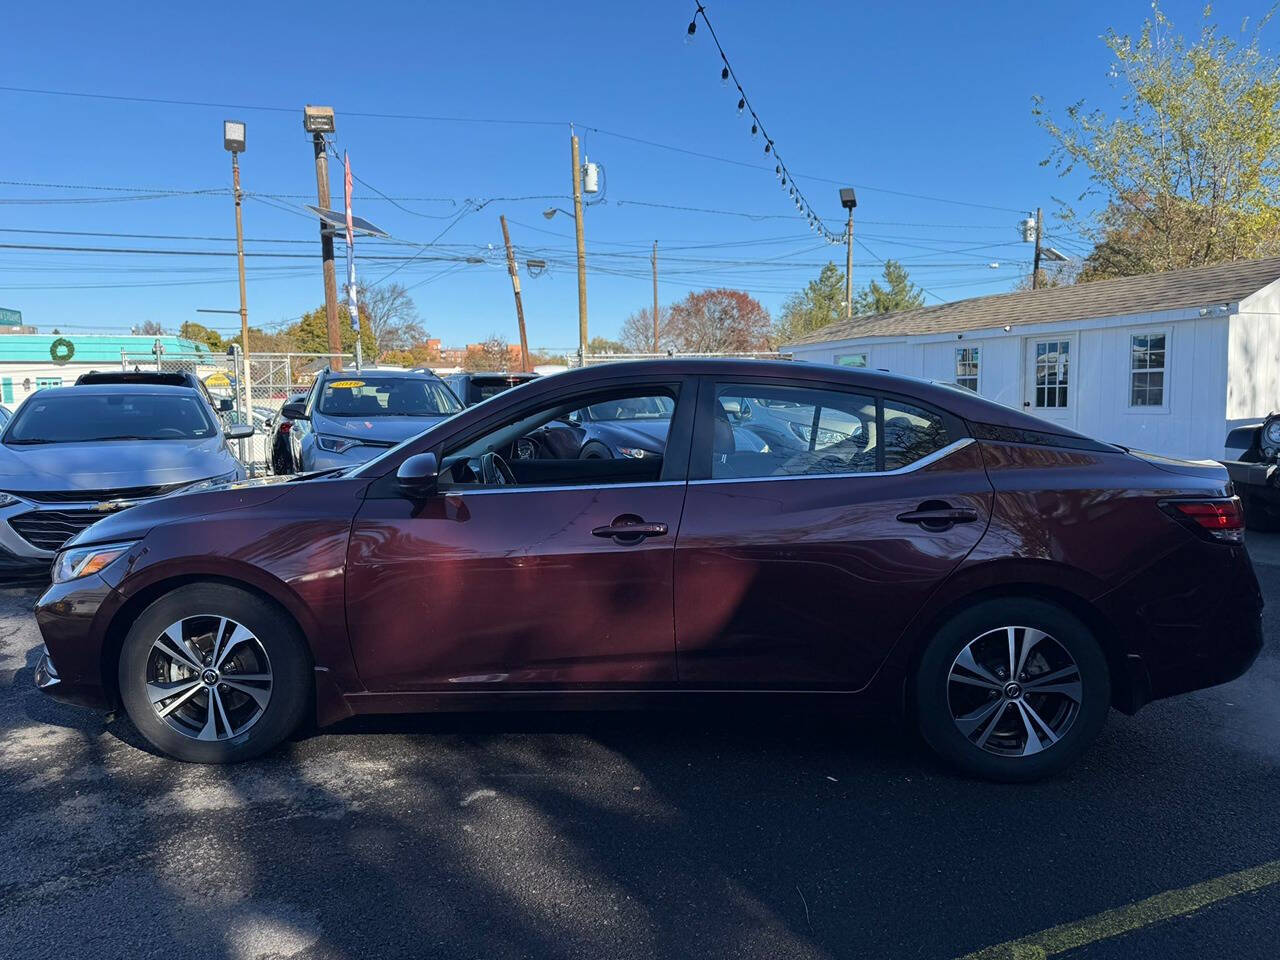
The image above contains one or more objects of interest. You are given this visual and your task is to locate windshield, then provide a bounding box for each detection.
[317,377,462,418]
[584,395,674,421]
[4,393,217,444]
[473,377,530,401]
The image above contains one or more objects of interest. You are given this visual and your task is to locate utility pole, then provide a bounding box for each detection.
[1032,206,1044,290]
[840,188,858,319]
[223,121,253,464]
[651,240,659,352]
[571,127,588,361]
[304,106,342,369]
[500,215,531,373]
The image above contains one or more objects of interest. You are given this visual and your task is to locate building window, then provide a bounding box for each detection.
[1130,332,1166,407]
[955,347,980,392]
[835,353,868,368]
[35,377,62,391]
[1033,340,1070,409]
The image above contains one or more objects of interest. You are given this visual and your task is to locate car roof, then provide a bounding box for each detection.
[36,383,203,398]
[454,371,537,379]
[76,370,197,386]
[510,358,1096,439]
[320,368,443,382]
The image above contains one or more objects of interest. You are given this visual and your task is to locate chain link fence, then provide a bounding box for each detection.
[119,346,352,476]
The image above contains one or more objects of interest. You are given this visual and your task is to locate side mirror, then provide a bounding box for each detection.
[397,452,439,497]
[281,401,309,421]
[225,423,254,440]
[217,397,234,413]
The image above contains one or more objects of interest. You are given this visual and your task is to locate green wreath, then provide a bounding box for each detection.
[50,337,75,365]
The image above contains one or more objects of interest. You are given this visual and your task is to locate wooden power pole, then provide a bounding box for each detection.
[312,131,343,369]
[570,129,588,361]
[651,241,659,352]
[1032,206,1044,290]
[500,215,531,372]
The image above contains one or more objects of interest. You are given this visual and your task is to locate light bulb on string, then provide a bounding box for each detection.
[750,121,758,137]
[685,19,697,43]
[738,98,746,115]
[764,141,772,155]
[721,66,730,86]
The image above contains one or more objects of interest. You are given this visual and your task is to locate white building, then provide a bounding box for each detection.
[782,258,1280,460]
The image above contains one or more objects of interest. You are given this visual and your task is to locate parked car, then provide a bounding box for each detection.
[440,371,537,406]
[33,359,1260,781]
[0,405,10,429]
[269,391,309,474]
[1223,413,1280,529]
[285,368,462,472]
[0,384,253,576]
[75,370,235,417]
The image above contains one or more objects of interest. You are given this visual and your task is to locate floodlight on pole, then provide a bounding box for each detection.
[223,119,252,464]
[302,105,336,134]
[223,120,246,153]
[840,187,857,319]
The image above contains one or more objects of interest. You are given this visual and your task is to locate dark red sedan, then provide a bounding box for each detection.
[33,359,1262,781]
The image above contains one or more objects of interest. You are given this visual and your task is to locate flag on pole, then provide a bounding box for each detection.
[344,151,359,333]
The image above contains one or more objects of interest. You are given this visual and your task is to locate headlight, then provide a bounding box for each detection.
[316,435,362,454]
[788,421,850,448]
[1263,415,1280,447]
[180,470,239,495]
[52,541,135,584]
[617,447,654,459]
[0,492,21,508]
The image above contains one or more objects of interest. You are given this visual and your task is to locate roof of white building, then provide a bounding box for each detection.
[784,256,1280,346]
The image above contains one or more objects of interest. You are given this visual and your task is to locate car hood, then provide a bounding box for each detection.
[593,418,670,450]
[313,413,450,445]
[0,437,237,492]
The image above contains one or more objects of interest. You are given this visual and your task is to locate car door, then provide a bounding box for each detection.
[344,376,695,691]
[674,376,993,689]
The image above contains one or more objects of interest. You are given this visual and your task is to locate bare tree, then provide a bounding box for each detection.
[620,307,666,353]
[462,334,512,372]
[357,281,422,352]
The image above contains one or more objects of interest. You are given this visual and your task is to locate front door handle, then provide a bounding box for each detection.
[592,515,668,545]
[897,504,978,531]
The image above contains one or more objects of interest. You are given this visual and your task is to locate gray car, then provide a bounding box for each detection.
[0,384,252,575]
[285,368,462,472]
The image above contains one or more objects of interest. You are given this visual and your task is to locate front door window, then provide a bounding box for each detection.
[1033,340,1070,409]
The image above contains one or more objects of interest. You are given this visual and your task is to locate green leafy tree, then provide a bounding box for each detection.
[179,321,224,350]
[588,335,626,354]
[853,260,925,315]
[287,306,375,358]
[774,263,846,343]
[1034,4,1280,279]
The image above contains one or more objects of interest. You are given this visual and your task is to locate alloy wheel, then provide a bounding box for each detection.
[145,615,273,742]
[946,625,1083,757]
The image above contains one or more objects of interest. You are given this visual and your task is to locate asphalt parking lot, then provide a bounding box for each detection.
[1,546,1278,960]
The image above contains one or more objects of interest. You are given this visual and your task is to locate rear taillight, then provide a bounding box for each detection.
[279,421,292,433]
[1160,498,1245,543]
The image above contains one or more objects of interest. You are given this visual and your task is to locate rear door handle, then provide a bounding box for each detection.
[896,505,978,531]
[592,517,668,544]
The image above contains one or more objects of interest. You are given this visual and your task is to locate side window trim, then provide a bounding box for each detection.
[688,438,975,485]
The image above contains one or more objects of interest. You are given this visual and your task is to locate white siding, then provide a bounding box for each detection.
[789,311,1232,460]
[1228,280,1280,428]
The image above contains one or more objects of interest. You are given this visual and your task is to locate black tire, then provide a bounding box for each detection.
[580,441,613,460]
[118,583,311,763]
[915,597,1110,783]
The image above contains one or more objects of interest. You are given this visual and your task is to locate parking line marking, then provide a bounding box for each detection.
[956,858,1280,960]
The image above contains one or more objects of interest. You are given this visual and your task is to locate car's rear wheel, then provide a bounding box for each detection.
[118,584,311,763]
[915,598,1110,782]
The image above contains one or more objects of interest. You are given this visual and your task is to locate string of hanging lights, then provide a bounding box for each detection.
[685,3,843,245]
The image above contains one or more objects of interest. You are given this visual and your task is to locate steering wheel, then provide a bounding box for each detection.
[480,451,517,486]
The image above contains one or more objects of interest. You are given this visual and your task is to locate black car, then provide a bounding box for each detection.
[440,371,537,406]
[1224,413,1280,529]
[269,391,309,474]
[76,370,234,417]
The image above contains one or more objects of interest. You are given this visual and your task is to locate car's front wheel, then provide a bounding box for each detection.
[915,598,1110,782]
[118,583,311,763]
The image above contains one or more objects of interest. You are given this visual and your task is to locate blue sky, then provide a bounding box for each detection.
[0,0,1271,350]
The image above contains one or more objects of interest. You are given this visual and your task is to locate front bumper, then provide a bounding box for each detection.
[32,572,124,711]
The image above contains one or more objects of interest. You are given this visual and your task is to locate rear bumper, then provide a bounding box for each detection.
[1098,538,1263,706]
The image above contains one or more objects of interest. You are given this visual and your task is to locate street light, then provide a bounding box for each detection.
[840,188,857,319]
[223,120,252,463]
[543,207,573,220]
